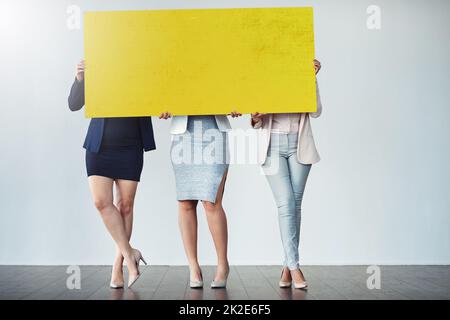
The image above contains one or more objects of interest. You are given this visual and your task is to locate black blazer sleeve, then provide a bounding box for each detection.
[68,78,85,111]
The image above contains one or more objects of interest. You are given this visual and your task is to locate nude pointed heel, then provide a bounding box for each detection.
[292,269,308,290]
[127,274,141,288]
[189,270,204,289]
[110,264,124,289]
[127,249,148,288]
[293,281,308,289]
[279,268,292,288]
[132,249,147,269]
[211,268,229,289]
[110,281,124,289]
[137,251,147,266]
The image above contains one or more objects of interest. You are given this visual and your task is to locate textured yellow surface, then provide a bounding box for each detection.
[84,7,316,117]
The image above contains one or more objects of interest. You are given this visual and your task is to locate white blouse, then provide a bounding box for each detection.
[271,113,301,134]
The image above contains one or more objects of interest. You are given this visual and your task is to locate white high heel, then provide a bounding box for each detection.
[110,264,124,289]
[293,281,308,289]
[189,270,204,289]
[110,281,124,289]
[132,248,148,271]
[211,267,229,289]
[279,268,292,288]
[127,249,147,288]
[292,269,308,290]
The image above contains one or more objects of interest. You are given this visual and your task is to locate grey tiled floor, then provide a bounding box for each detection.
[0,265,449,300]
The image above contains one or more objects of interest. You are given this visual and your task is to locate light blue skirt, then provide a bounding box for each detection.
[171,115,229,203]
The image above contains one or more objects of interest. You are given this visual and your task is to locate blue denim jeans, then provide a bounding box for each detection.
[262,133,311,270]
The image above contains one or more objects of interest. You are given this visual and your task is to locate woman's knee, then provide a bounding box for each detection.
[117,199,134,216]
[294,190,303,201]
[179,200,197,212]
[202,200,222,213]
[93,198,112,213]
[293,191,305,206]
[276,197,296,217]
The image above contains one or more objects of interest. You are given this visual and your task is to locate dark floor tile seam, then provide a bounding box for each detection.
[181,266,190,301]
[236,267,287,300]
[393,275,450,288]
[320,274,378,300]
[377,282,422,300]
[352,276,406,300]
[221,267,252,300]
[240,267,278,299]
[0,267,57,286]
[233,266,250,299]
[151,267,190,300]
[85,269,125,300]
[392,276,450,298]
[425,276,450,290]
[381,266,447,278]
[256,266,288,300]
[52,268,111,300]
[0,265,61,283]
[22,266,103,300]
[386,275,445,292]
[303,274,349,300]
[349,279,411,300]
[17,266,86,300]
[378,276,442,300]
[148,265,172,300]
[59,268,115,300]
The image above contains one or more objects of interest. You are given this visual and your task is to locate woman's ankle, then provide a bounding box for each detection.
[189,263,202,280]
[289,268,306,282]
[217,260,229,269]
[188,261,201,271]
[113,255,124,265]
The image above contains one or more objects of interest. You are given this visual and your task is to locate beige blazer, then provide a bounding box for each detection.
[170,115,231,134]
[252,82,322,165]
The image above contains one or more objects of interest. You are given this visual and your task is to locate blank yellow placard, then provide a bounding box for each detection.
[84,7,316,117]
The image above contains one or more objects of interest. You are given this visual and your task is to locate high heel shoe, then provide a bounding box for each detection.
[279,268,292,288]
[127,273,140,288]
[110,281,124,289]
[110,264,124,289]
[132,248,148,271]
[293,280,308,289]
[211,267,229,289]
[189,269,204,289]
[292,269,308,290]
[127,249,148,288]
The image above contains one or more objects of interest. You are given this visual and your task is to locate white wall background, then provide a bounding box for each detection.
[0,0,449,265]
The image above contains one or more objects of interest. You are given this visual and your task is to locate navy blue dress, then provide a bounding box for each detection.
[68,78,156,182]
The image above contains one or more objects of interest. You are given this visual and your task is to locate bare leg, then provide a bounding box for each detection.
[111,179,138,285]
[202,172,229,282]
[88,176,138,278]
[178,200,202,281]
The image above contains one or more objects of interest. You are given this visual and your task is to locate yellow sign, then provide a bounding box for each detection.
[84,7,316,117]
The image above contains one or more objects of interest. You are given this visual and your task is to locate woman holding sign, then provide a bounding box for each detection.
[68,60,156,289]
[160,113,240,288]
[251,59,322,289]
